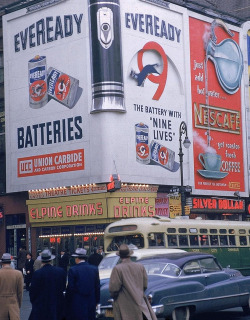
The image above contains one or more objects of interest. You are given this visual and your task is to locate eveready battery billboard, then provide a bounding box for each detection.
[4,0,194,193]
[189,13,248,196]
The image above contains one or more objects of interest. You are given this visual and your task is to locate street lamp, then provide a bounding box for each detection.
[178,121,191,216]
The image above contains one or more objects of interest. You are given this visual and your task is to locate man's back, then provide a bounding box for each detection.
[29,264,66,320]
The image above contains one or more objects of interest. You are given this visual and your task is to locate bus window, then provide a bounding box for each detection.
[106,235,144,251]
[240,236,247,246]
[167,228,176,233]
[148,233,164,247]
[239,229,246,234]
[179,235,188,246]
[210,235,218,246]
[179,228,187,233]
[219,235,228,246]
[210,229,217,234]
[200,229,208,234]
[189,235,199,246]
[229,235,236,246]
[168,235,177,247]
[219,229,227,234]
[200,235,209,246]
[229,229,235,234]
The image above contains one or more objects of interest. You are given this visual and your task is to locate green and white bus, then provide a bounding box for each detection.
[104,216,250,275]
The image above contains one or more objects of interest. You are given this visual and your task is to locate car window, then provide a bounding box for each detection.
[199,258,221,273]
[98,256,119,270]
[142,262,180,277]
[183,261,201,275]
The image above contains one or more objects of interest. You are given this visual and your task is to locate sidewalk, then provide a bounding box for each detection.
[20,290,32,320]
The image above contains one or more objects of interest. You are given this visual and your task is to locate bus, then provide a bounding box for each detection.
[104,216,250,275]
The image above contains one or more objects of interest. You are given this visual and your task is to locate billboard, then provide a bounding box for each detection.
[189,15,248,196]
[4,0,193,193]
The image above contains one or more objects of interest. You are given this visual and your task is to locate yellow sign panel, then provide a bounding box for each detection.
[107,192,157,219]
[169,195,181,218]
[27,194,108,224]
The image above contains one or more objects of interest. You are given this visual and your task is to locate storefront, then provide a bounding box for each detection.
[27,184,158,255]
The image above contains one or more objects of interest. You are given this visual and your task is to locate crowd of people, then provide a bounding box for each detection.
[0,244,156,320]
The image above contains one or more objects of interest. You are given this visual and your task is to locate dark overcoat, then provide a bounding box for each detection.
[29,264,66,320]
[65,261,100,320]
[109,258,157,320]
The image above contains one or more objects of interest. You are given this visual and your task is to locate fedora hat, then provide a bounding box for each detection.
[38,249,55,262]
[0,253,12,263]
[71,248,88,259]
[116,244,134,258]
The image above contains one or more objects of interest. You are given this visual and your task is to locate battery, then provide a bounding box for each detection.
[88,0,125,113]
[47,67,79,109]
[135,123,150,164]
[28,55,48,109]
[150,140,175,170]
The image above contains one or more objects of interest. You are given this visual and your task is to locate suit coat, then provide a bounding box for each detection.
[0,265,23,320]
[109,258,157,320]
[29,264,66,320]
[65,261,100,320]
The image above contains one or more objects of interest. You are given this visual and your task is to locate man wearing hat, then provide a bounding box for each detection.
[65,248,100,320]
[109,244,157,320]
[0,253,23,320]
[28,249,66,320]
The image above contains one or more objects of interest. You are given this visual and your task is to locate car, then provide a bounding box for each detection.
[97,252,250,320]
[98,248,185,284]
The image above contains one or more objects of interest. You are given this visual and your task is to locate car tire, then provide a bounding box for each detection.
[242,296,250,315]
[171,306,190,320]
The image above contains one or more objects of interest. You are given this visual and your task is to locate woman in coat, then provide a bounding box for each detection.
[109,244,157,320]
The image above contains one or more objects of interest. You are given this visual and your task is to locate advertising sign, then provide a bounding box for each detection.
[4,0,194,193]
[189,15,248,196]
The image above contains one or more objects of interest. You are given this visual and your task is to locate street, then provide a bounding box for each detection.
[20,290,250,320]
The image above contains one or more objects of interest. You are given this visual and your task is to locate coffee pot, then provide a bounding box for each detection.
[206,19,243,94]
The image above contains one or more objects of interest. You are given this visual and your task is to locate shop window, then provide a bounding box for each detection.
[168,235,177,247]
[210,235,218,246]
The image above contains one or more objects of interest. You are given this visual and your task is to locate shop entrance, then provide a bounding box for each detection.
[6,226,26,257]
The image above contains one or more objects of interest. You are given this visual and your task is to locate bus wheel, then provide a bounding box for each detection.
[242,297,250,315]
[171,306,190,320]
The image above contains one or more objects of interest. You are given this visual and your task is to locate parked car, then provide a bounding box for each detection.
[98,248,185,285]
[97,252,250,320]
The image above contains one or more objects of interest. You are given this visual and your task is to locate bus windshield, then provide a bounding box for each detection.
[106,234,144,251]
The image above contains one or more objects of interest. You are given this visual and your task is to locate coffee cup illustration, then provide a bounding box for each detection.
[198,152,222,171]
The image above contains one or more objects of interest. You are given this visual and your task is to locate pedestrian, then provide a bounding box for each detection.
[109,244,157,320]
[33,251,42,271]
[58,250,69,273]
[24,252,34,291]
[65,248,100,320]
[28,249,66,320]
[17,246,27,273]
[98,246,105,257]
[88,247,103,266]
[0,253,23,320]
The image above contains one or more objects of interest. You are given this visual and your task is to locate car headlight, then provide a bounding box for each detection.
[152,304,164,315]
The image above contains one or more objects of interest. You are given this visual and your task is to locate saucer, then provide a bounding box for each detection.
[198,170,228,179]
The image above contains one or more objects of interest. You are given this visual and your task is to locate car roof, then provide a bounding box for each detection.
[104,248,186,259]
[138,252,216,268]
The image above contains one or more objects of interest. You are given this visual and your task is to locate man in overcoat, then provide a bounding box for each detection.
[109,244,157,320]
[28,249,66,320]
[0,253,23,320]
[65,248,100,320]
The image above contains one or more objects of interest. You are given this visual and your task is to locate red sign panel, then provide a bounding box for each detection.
[189,17,245,193]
